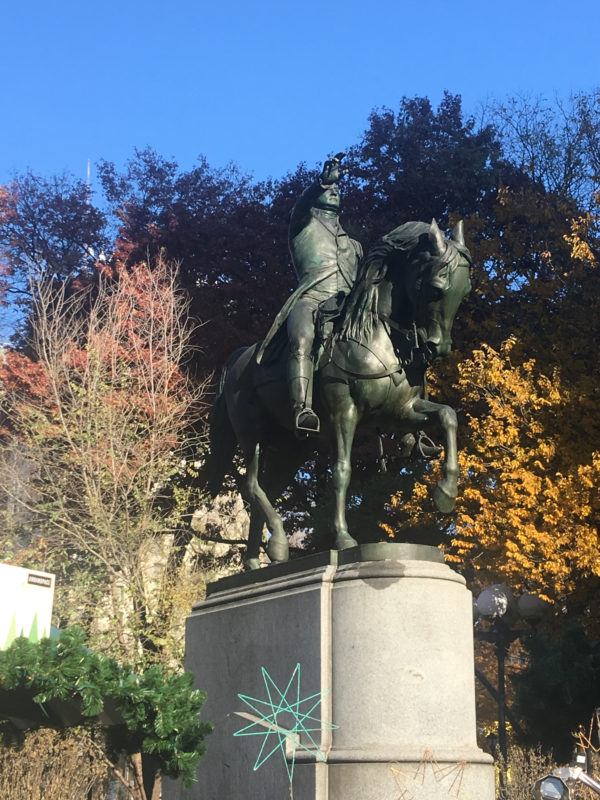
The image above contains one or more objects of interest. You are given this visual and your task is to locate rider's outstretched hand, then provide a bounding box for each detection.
[320,152,347,185]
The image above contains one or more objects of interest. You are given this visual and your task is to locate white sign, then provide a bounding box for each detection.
[0,563,55,649]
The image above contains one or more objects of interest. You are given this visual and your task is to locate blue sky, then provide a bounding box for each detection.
[0,0,598,186]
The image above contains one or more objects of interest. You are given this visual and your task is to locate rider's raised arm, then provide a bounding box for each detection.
[289,153,346,238]
[288,180,324,236]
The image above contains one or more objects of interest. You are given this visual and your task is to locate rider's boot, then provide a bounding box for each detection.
[288,354,320,437]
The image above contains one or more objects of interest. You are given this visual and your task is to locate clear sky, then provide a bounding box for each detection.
[0,0,598,186]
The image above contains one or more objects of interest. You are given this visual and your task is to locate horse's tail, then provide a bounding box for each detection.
[206,348,245,497]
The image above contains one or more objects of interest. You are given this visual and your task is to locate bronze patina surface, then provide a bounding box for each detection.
[208,156,472,569]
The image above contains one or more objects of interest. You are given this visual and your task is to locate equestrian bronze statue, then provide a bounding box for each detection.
[257,153,362,435]
[208,157,473,570]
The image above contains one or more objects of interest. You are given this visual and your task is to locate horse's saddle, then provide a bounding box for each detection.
[256,293,404,386]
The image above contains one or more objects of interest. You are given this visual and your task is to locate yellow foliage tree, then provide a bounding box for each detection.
[453,339,600,595]
[382,187,600,614]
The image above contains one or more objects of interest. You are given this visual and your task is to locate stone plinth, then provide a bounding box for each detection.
[164,543,494,800]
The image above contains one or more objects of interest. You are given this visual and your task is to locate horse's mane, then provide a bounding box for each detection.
[339,221,471,341]
[339,222,432,340]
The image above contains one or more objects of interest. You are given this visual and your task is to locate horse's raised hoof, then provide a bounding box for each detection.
[243,558,261,571]
[335,531,358,551]
[431,483,457,514]
[267,533,289,563]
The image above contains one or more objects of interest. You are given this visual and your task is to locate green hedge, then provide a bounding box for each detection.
[0,627,212,786]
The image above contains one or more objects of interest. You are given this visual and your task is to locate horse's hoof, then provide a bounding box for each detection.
[244,558,261,571]
[335,531,358,551]
[432,483,456,514]
[267,534,289,563]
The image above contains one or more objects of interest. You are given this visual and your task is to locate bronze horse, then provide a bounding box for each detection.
[208,219,472,569]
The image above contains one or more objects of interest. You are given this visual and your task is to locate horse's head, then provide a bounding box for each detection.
[409,220,472,361]
[340,219,472,355]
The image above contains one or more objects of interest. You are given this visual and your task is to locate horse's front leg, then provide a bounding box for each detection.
[242,442,289,569]
[330,401,359,551]
[413,398,458,513]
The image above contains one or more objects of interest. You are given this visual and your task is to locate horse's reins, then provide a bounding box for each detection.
[323,248,471,379]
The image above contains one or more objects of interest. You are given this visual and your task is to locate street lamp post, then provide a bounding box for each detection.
[474,585,548,792]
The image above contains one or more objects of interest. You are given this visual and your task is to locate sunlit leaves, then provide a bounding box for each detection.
[383,335,600,605]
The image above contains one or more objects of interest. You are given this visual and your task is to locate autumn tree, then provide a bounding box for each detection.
[0,256,211,666]
[0,173,107,342]
[491,92,600,207]
[0,95,510,381]
[381,243,600,620]
[341,92,506,246]
[381,91,600,624]
[97,148,300,374]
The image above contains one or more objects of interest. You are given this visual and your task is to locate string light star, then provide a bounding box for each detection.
[234,663,337,783]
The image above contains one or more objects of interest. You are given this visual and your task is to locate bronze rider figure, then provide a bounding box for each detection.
[257,153,362,435]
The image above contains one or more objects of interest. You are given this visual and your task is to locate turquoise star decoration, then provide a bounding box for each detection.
[233,663,337,783]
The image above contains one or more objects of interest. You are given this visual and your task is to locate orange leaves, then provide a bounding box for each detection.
[0,183,17,227]
[2,256,203,520]
[0,252,212,667]
[0,350,49,398]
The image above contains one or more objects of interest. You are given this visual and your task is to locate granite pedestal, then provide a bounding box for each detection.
[165,543,494,800]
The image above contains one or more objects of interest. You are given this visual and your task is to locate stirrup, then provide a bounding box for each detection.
[294,407,320,436]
